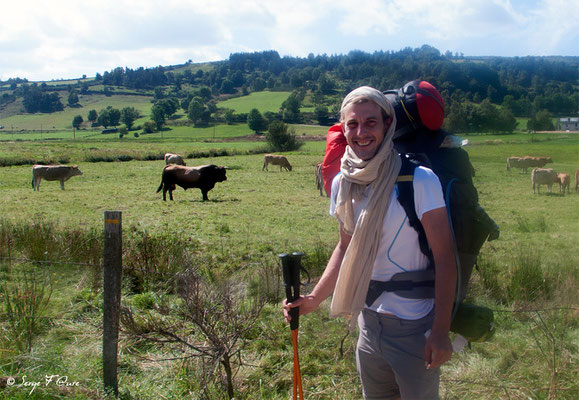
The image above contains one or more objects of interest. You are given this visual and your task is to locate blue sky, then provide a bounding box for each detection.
[1,0,577,82]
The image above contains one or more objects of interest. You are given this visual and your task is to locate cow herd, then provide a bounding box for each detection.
[29,153,299,202]
[506,155,577,194]
[27,152,579,199]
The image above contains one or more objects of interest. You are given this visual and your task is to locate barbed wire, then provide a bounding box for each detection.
[0,256,101,268]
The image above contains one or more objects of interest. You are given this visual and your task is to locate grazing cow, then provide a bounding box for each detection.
[531,168,558,194]
[556,173,570,194]
[506,156,532,174]
[263,154,292,172]
[576,169,579,193]
[524,156,553,168]
[164,152,186,166]
[315,162,326,196]
[157,164,227,201]
[32,165,83,191]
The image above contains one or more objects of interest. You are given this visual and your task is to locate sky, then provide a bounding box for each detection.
[1,0,578,82]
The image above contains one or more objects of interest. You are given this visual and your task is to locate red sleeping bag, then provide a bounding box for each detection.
[321,124,347,197]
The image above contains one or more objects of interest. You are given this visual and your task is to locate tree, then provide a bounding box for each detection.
[314,105,330,125]
[97,106,121,128]
[150,104,166,130]
[224,109,236,125]
[67,91,80,107]
[187,98,205,125]
[220,79,235,94]
[266,120,303,152]
[281,93,301,123]
[155,98,179,119]
[72,115,83,129]
[87,109,98,124]
[495,108,518,133]
[527,110,554,132]
[247,108,268,133]
[121,107,141,130]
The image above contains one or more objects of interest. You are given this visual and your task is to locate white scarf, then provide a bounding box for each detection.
[330,112,400,329]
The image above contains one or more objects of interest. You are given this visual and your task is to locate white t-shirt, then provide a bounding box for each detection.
[330,166,446,320]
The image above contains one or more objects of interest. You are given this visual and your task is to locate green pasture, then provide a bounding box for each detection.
[217,91,292,113]
[0,134,578,399]
[0,94,153,131]
[0,122,328,148]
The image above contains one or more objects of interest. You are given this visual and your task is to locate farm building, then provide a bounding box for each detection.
[557,117,579,131]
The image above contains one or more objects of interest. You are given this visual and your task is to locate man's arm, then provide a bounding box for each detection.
[283,225,351,322]
[421,206,457,369]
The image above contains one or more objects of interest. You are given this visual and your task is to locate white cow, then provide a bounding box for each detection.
[531,168,557,194]
[32,165,83,191]
[164,153,186,166]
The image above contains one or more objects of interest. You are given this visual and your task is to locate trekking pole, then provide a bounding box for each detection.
[280,252,309,400]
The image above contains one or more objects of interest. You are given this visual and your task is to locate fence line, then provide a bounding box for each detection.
[0,256,99,268]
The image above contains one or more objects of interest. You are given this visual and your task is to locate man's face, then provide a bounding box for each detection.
[342,101,390,161]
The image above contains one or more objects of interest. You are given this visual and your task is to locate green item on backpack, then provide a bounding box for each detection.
[450,302,495,342]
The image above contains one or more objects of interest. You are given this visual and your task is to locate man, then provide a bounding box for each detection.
[283,86,456,399]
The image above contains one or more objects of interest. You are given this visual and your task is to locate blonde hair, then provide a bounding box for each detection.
[339,86,391,123]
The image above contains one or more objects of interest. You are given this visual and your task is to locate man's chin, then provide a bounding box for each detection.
[353,148,377,161]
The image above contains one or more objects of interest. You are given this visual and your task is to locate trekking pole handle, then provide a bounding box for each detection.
[280,252,309,330]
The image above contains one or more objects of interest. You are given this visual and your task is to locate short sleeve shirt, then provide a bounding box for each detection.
[330,166,446,320]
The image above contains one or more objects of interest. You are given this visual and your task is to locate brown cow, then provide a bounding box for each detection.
[157,164,227,201]
[263,154,292,172]
[531,168,557,194]
[32,165,83,191]
[556,173,570,194]
[524,156,553,168]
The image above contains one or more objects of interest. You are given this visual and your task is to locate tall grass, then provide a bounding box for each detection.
[0,134,577,399]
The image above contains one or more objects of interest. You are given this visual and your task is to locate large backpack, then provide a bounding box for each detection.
[322,80,500,309]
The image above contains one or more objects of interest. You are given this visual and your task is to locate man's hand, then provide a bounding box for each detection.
[282,295,320,323]
[424,329,453,369]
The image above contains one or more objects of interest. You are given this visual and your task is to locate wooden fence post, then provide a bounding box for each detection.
[103,211,122,397]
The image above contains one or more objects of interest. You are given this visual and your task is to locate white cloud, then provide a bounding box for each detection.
[0,0,576,81]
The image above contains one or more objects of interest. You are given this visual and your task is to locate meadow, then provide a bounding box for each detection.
[0,131,578,399]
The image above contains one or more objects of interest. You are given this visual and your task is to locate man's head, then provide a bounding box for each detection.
[340,86,394,161]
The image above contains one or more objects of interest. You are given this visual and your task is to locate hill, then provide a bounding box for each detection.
[1,46,577,136]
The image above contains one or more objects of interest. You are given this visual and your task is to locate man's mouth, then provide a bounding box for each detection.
[357,140,372,147]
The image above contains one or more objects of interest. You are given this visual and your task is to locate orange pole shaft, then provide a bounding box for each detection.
[292,329,304,399]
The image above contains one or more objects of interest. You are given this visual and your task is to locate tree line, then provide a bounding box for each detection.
[3,45,577,134]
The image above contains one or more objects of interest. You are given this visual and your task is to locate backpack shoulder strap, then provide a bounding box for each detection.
[396,154,434,266]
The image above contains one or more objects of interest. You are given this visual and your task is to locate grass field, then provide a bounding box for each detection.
[217,91,292,113]
[0,131,578,399]
[0,94,154,132]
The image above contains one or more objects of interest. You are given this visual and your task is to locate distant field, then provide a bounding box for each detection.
[0,94,153,131]
[217,91,292,113]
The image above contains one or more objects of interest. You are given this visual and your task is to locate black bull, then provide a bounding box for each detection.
[157,164,227,201]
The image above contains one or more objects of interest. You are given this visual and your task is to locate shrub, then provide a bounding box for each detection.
[142,120,157,134]
[508,249,552,302]
[265,120,303,152]
[0,265,52,352]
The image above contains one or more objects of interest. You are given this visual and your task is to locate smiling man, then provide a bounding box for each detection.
[284,86,457,399]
